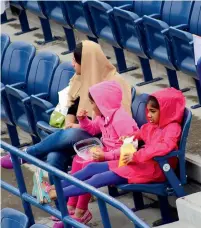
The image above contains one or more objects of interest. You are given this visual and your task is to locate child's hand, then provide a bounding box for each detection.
[121,152,134,165]
[77,109,88,120]
[92,147,105,161]
[119,135,135,142]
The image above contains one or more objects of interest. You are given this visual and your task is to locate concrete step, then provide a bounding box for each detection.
[158,221,197,228]
[176,192,201,227]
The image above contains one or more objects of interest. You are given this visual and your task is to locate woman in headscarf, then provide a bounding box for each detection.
[1,41,132,182]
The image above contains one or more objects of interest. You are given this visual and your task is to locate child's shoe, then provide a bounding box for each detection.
[50,209,75,222]
[53,221,64,228]
[0,154,25,169]
[32,167,51,204]
[71,210,92,224]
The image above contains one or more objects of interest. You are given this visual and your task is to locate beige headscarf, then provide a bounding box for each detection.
[67,40,132,117]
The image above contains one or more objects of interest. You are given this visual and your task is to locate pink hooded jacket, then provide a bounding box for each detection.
[109,88,186,184]
[78,81,139,161]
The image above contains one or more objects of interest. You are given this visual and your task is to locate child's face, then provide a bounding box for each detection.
[90,100,102,116]
[146,102,160,124]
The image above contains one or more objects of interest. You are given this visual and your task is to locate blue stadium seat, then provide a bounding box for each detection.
[168,1,201,109]
[22,1,57,45]
[1,41,35,147]
[143,0,194,91]
[118,107,192,226]
[9,1,38,36]
[87,0,137,73]
[31,62,75,139]
[5,51,59,144]
[1,33,10,65]
[42,1,76,55]
[64,1,98,43]
[1,208,29,228]
[113,0,164,86]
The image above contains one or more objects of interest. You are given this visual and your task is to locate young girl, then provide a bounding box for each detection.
[34,80,139,225]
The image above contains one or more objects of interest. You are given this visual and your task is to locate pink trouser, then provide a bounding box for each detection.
[67,155,93,211]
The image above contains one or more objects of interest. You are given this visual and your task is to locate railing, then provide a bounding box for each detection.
[0,141,150,228]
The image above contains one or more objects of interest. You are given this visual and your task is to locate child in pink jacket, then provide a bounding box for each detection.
[41,87,185,227]
[36,80,139,225]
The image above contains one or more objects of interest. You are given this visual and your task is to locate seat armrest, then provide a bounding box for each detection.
[9,82,26,90]
[169,27,193,42]
[31,95,54,111]
[5,85,29,100]
[45,107,55,115]
[115,4,132,11]
[34,92,48,99]
[154,150,181,162]
[143,15,169,30]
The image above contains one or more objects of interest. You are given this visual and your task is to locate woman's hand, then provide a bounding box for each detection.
[92,147,105,161]
[121,152,134,165]
[64,123,80,129]
[77,109,88,120]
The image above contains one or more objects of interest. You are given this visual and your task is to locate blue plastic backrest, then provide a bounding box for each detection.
[1,208,29,228]
[49,62,75,106]
[1,41,36,85]
[134,0,163,17]
[42,1,71,27]
[162,1,194,26]
[27,51,59,95]
[189,1,201,35]
[132,93,149,128]
[23,1,47,18]
[1,33,10,65]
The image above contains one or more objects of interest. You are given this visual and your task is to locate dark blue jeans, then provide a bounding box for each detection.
[26,128,92,184]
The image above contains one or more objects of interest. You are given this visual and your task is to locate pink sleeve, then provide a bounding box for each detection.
[78,117,101,136]
[133,123,181,163]
[104,148,120,161]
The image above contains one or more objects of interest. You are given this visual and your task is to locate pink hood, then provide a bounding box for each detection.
[151,88,186,128]
[89,81,123,123]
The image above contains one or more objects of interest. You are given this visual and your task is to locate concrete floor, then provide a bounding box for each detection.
[1,9,201,228]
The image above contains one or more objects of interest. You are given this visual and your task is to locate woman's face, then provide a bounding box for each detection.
[72,57,81,75]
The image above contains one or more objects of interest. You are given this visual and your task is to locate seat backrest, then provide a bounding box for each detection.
[1,208,29,228]
[134,0,163,17]
[131,93,148,128]
[162,1,194,26]
[27,51,59,95]
[49,62,75,106]
[1,41,35,85]
[42,1,70,26]
[23,1,47,18]
[178,108,192,185]
[189,1,201,35]
[1,33,10,65]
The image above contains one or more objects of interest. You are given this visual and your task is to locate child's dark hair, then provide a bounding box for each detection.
[147,96,159,109]
[88,92,94,102]
[74,43,82,65]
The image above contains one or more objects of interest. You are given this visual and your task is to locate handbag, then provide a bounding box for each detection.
[49,86,70,128]
[49,110,65,128]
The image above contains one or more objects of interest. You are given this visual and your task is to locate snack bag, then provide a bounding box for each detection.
[118,136,137,167]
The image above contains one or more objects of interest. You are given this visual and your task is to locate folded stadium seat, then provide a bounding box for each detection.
[87,0,138,74]
[1,41,35,147]
[1,33,10,65]
[5,51,59,144]
[9,1,38,35]
[143,0,194,91]
[113,0,164,86]
[22,1,58,45]
[168,1,201,109]
[1,208,29,228]
[31,62,75,139]
[117,102,192,226]
[64,1,98,43]
[42,1,76,55]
